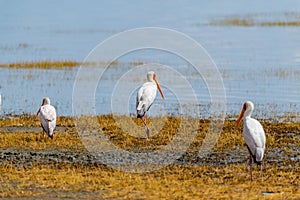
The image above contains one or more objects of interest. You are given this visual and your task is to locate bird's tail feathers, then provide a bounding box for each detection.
[47,122,55,138]
[254,147,264,164]
[137,101,145,118]
[137,101,144,110]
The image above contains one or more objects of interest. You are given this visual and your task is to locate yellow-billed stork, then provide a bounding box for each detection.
[36,97,57,140]
[236,101,266,181]
[136,71,164,139]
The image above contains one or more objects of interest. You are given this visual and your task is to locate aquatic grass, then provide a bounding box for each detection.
[208,12,300,27]
[0,60,81,69]
[0,60,110,70]
[212,18,255,27]
[210,18,300,27]
[260,21,300,26]
[0,43,29,51]
[0,60,145,70]
[272,68,300,80]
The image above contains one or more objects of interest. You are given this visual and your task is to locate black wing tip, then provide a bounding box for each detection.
[246,145,263,165]
[254,160,263,165]
[137,113,144,118]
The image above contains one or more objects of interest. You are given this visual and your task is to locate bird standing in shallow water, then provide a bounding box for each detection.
[236,101,266,181]
[37,97,57,140]
[136,71,164,139]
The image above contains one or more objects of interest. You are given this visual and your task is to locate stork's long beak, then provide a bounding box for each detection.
[154,77,164,100]
[36,108,41,116]
[236,107,246,128]
[37,99,44,116]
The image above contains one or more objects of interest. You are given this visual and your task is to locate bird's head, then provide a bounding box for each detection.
[36,97,51,116]
[147,71,164,100]
[236,101,254,128]
[42,97,51,106]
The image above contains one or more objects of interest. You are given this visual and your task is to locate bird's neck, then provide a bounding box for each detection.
[244,110,252,119]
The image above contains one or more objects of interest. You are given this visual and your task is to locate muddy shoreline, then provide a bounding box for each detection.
[0,115,299,168]
[1,145,299,169]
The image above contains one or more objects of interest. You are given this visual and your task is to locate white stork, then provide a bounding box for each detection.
[236,101,266,181]
[136,71,164,139]
[36,97,57,140]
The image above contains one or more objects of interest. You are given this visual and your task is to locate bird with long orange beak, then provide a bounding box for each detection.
[236,101,266,181]
[136,71,164,139]
[36,97,57,140]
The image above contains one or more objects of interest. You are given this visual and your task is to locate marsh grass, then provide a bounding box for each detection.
[0,115,300,198]
[0,60,81,69]
[0,114,75,127]
[0,114,299,151]
[97,115,182,151]
[0,162,299,199]
[0,60,146,70]
[208,12,300,27]
[0,128,83,150]
[210,18,300,27]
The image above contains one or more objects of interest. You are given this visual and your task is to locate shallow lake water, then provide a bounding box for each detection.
[0,0,299,120]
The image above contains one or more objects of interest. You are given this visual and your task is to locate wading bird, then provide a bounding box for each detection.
[36,97,57,140]
[136,71,164,139]
[236,101,266,181]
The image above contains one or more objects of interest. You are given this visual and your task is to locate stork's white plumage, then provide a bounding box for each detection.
[136,71,164,139]
[37,97,56,140]
[236,101,266,181]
